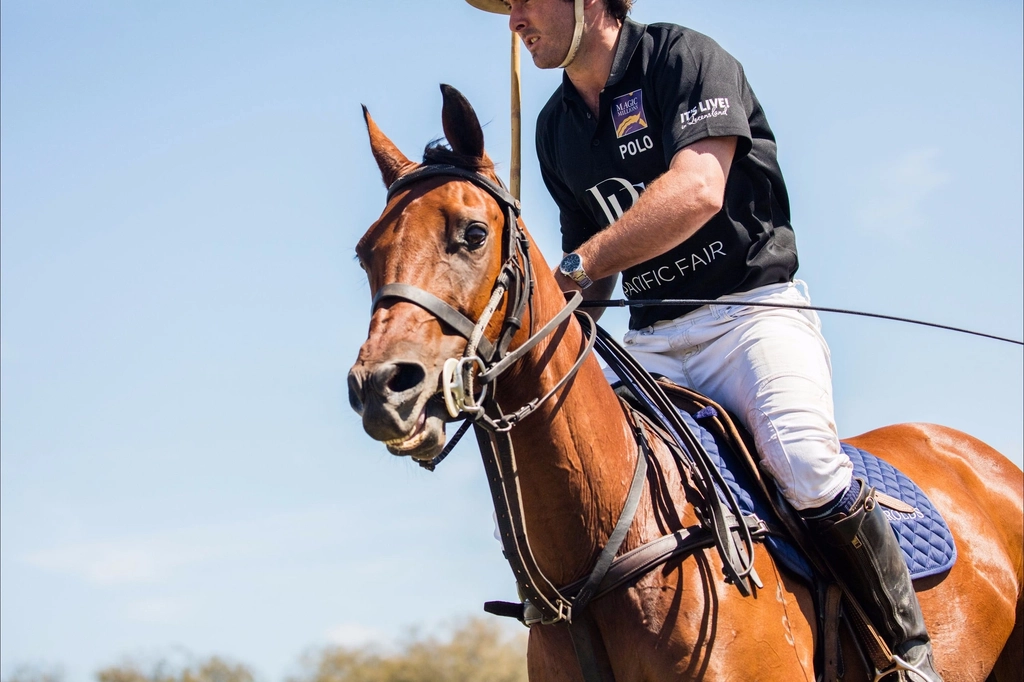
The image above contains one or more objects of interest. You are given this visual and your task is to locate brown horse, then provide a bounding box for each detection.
[347,85,1023,682]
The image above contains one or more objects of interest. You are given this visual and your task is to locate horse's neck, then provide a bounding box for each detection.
[495,286,639,585]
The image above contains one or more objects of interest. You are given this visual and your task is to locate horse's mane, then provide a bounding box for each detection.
[422,139,494,172]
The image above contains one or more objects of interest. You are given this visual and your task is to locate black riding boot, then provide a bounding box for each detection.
[808,481,942,682]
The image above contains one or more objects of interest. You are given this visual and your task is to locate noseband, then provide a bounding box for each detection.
[370,163,594,440]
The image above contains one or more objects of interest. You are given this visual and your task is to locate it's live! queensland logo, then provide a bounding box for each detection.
[611,90,648,138]
[680,97,730,129]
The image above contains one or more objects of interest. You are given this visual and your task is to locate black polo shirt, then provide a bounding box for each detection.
[537,18,798,329]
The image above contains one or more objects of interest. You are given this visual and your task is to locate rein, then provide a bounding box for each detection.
[581,298,1024,346]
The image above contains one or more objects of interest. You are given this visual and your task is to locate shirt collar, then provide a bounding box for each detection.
[606,17,646,88]
[559,17,647,109]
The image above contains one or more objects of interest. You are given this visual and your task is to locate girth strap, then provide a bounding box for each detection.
[568,614,616,682]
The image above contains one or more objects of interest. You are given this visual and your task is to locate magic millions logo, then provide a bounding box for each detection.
[611,90,648,139]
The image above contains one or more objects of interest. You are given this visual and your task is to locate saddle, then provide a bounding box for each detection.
[638,379,956,680]
[648,380,957,582]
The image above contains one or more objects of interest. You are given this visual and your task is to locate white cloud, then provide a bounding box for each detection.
[856,148,950,239]
[20,503,370,585]
[24,542,175,584]
[324,622,390,648]
[121,597,191,624]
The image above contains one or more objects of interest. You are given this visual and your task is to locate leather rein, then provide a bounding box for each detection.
[369,163,766,681]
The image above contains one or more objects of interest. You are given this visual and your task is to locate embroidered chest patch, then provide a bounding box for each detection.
[611,89,648,139]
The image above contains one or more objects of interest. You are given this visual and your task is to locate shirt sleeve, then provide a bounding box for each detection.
[652,30,754,164]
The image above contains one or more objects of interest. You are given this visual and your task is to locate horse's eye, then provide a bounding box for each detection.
[465,224,488,249]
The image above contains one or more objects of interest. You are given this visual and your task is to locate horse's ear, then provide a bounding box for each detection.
[363,105,416,189]
[440,84,486,160]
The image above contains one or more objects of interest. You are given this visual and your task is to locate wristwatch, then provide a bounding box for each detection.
[558,252,593,289]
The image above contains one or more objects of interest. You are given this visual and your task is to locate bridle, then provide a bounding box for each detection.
[370,163,595,438]
[366,162,764,682]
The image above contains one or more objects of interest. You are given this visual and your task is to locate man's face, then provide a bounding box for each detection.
[508,0,577,69]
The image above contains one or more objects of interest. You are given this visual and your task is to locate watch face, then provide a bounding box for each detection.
[560,253,582,274]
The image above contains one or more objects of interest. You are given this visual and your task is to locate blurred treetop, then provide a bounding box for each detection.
[3,618,527,682]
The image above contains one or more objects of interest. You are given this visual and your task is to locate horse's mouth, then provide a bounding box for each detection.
[382,396,447,460]
[383,409,430,452]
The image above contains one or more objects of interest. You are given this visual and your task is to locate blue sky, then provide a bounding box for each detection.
[2,1,1021,680]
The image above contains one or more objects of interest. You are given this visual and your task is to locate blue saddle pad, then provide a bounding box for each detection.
[680,409,957,582]
[840,443,957,579]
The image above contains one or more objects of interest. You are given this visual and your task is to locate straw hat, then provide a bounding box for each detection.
[465,0,511,15]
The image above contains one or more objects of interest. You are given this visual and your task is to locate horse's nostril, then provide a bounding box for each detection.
[368,361,428,398]
[387,362,426,394]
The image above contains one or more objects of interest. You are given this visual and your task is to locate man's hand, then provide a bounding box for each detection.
[551,266,617,322]
[552,266,583,294]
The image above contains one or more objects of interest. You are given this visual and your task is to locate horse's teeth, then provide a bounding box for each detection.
[385,428,429,451]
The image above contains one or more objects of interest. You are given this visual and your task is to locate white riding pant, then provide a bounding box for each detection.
[609,280,852,510]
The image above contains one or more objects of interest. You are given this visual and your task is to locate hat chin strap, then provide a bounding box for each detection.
[558,0,585,68]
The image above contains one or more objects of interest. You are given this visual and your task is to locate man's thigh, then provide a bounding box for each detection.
[627,306,851,509]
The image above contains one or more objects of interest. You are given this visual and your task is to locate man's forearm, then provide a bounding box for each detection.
[575,136,736,282]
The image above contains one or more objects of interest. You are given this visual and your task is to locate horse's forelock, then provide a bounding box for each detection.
[422,140,494,173]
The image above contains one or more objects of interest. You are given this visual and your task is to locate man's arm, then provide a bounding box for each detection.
[554,135,737,291]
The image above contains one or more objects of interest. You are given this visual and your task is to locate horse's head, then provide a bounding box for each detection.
[349,85,534,461]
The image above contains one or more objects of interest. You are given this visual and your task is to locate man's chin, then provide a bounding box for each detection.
[525,45,564,70]
[532,55,563,70]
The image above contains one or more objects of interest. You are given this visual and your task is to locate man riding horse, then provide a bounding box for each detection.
[467,0,941,679]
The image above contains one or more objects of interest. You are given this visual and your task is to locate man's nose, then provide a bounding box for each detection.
[508,4,526,32]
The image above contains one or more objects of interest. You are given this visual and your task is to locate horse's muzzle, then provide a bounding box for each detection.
[347,360,446,458]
